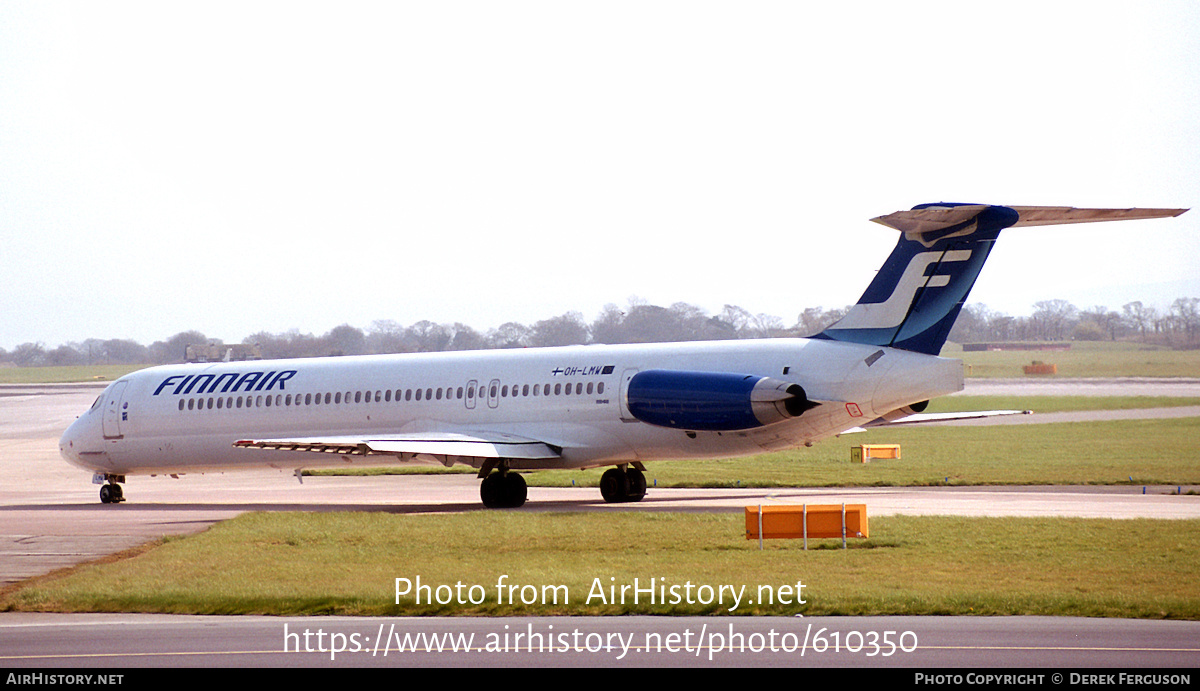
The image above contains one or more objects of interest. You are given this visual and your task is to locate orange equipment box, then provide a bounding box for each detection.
[745,504,868,540]
[851,444,900,463]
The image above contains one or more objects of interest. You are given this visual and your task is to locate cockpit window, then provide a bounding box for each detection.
[91,395,102,410]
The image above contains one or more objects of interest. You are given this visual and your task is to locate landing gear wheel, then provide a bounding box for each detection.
[625,467,647,502]
[600,467,647,503]
[600,467,631,503]
[99,483,124,504]
[480,471,527,509]
[504,472,527,508]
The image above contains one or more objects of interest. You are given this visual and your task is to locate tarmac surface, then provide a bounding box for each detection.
[2,379,1198,668]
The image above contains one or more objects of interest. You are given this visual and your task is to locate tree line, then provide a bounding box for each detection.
[4,296,1198,367]
[946,298,1200,346]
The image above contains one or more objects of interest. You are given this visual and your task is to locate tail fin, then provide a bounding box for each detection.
[816,203,1187,355]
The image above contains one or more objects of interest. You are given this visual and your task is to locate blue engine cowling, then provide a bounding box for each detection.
[625,369,818,431]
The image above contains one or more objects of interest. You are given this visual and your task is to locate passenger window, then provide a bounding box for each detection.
[554,383,561,395]
[406,389,413,401]
[179,400,185,411]
[576,383,583,395]
[457,387,463,399]
[586,383,593,395]
[436,388,443,400]
[426,388,433,400]
[217,397,224,409]
[598,382,605,394]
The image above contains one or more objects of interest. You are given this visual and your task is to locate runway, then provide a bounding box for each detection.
[2,380,1198,668]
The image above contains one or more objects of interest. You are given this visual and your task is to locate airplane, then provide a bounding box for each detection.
[59,203,1187,508]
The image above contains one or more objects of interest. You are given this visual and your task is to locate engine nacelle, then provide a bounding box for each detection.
[625,369,818,431]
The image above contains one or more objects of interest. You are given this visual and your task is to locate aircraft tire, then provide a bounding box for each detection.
[626,467,647,502]
[480,473,503,508]
[480,472,526,509]
[600,467,630,503]
[504,473,527,508]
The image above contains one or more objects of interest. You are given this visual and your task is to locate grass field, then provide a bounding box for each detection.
[0,364,147,384]
[945,341,1200,378]
[4,512,1197,619]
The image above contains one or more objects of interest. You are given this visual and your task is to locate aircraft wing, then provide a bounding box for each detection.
[233,431,562,460]
[842,409,1032,433]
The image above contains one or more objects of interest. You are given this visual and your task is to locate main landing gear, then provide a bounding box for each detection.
[477,461,648,508]
[479,463,528,509]
[600,464,647,504]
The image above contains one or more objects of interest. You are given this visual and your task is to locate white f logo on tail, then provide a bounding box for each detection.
[828,250,973,331]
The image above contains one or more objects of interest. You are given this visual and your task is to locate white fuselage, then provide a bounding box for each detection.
[59,337,963,476]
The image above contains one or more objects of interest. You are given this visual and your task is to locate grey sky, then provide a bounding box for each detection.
[2,1,1197,350]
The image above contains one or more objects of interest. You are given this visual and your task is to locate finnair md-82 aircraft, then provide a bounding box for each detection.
[60,203,1186,508]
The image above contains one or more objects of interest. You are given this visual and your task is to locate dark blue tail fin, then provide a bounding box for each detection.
[816,203,1186,355]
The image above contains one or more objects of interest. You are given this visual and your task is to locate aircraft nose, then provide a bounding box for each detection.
[59,412,95,470]
[60,417,80,463]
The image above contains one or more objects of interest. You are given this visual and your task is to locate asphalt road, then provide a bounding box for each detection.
[2,612,1198,668]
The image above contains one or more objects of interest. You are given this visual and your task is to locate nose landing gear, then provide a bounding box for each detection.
[99,481,124,504]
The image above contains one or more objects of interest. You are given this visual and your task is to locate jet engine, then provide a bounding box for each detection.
[625,369,818,431]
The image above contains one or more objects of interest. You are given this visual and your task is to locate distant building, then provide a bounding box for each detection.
[185,343,263,363]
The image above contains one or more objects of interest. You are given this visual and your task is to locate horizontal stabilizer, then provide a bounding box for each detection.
[842,409,1032,433]
[872,205,1186,234]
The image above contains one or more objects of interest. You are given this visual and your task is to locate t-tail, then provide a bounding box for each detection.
[816,203,1188,355]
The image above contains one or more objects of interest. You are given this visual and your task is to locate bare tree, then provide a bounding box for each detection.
[1123,301,1157,342]
[530,312,590,347]
[1171,297,1200,346]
